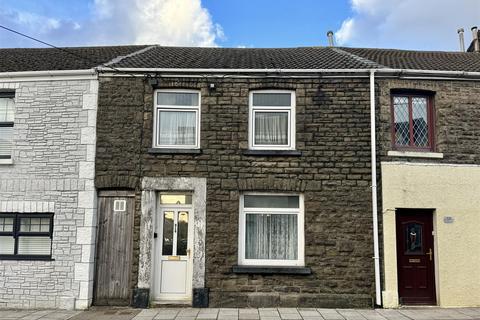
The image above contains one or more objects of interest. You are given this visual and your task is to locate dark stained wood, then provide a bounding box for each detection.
[94,192,134,306]
[396,209,436,305]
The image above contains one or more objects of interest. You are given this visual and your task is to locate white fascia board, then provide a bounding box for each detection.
[0,69,97,82]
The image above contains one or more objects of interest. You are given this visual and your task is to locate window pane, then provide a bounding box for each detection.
[20,217,51,233]
[0,236,14,254]
[393,96,410,146]
[412,97,429,147]
[0,126,13,156]
[160,194,192,205]
[254,112,288,145]
[176,211,188,256]
[162,211,174,256]
[244,195,299,208]
[157,92,199,106]
[157,111,196,146]
[0,97,15,122]
[17,236,51,255]
[252,93,291,106]
[245,214,298,260]
[0,217,14,232]
[405,223,423,254]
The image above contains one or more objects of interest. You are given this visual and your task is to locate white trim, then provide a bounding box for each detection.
[153,89,201,149]
[0,69,97,82]
[381,161,480,168]
[0,158,13,165]
[96,67,480,78]
[238,193,305,267]
[248,90,296,150]
[387,150,444,159]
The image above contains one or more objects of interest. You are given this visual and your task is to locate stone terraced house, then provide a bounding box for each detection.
[93,46,480,309]
[0,45,147,309]
[1,43,480,310]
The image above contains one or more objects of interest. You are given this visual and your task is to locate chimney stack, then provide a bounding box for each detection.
[472,26,480,52]
[457,28,465,52]
[327,31,335,47]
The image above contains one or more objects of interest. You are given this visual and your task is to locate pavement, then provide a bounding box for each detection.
[0,307,479,320]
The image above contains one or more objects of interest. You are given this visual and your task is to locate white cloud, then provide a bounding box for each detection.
[335,0,480,51]
[0,0,224,47]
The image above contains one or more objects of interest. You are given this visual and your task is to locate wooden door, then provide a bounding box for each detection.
[94,191,135,305]
[396,210,436,305]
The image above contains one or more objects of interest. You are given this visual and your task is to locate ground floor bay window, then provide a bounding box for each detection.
[238,194,304,267]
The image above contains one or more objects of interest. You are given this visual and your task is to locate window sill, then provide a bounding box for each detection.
[0,256,54,261]
[387,150,444,159]
[0,158,13,165]
[243,150,302,157]
[232,265,311,275]
[148,148,202,155]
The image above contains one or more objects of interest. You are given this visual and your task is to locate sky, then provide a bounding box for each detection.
[0,0,479,51]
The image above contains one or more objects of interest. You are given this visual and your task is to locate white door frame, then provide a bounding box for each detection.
[152,201,194,302]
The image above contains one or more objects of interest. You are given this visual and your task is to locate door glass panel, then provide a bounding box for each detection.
[405,223,423,254]
[160,194,192,205]
[176,211,189,256]
[162,211,174,256]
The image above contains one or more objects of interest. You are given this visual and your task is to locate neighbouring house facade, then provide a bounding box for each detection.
[93,46,480,308]
[1,43,480,310]
[0,45,146,309]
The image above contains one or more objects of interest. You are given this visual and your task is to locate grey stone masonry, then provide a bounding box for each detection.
[0,78,98,310]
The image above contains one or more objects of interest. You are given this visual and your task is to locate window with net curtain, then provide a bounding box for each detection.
[249,91,295,150]
[0,92,15,159]
[239,194,304,266]
[0,214,53,259]
[155,90,200,148]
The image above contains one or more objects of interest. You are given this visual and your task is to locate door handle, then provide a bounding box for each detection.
[426,248,433,261]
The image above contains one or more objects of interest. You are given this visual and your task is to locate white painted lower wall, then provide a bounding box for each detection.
[381,161,480,307]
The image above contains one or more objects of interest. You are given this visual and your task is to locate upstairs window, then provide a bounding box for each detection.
[0,214,54,260]
[249,91,295,150]
[392,94,434,151]
[154,89,200,149]
[0,92,15,159]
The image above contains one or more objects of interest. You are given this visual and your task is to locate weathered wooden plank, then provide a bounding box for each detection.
[94,195,134,305]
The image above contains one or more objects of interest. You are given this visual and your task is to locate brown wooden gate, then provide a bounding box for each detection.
[94,190,135,305]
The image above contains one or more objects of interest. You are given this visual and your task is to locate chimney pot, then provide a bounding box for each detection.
[327,31,335,47]
[458,28,465,52]
[472,26,479,52]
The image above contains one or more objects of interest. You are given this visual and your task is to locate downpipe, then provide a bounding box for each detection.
[370,70,382,307]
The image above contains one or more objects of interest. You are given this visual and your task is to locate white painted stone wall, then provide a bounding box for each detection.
[0,78,98,310]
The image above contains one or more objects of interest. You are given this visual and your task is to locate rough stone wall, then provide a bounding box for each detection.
[377,79,480,163]
[0,79,98,309]
[96,76,376,307]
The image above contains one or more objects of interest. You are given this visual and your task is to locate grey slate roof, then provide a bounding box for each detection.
[340,47,480,72]
[0,45,148,72]
[1,44,480,73]
[108,46,382,70]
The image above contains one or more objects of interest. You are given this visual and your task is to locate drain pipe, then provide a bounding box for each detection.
[370,70,382,307]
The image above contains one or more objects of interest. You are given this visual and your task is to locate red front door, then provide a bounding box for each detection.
[396,210,436,305]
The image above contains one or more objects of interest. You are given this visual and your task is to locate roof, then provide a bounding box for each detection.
[0,45,148,72]
[108,46,381,70]
[1,44,480,73]
[340,47,480,72]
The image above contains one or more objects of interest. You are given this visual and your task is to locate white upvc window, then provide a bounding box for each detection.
[249,90,296,150]
[153,89,201,149]
[0,92,15,159]
[238,193,304,267]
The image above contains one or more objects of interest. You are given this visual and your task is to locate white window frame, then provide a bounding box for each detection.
[0,92,15,161]
[238,193,304,267]
[153,89,201,149]
[248,90,296,150]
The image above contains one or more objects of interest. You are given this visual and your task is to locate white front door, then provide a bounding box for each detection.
[153,204,194,302]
